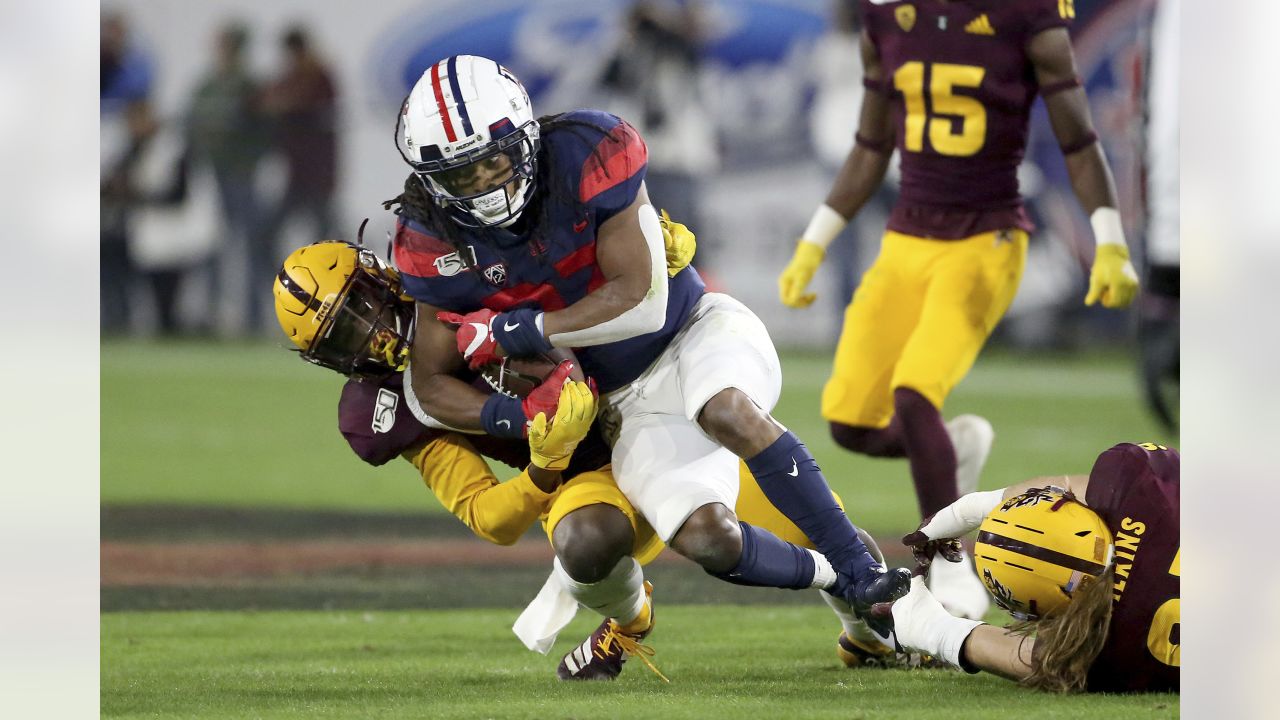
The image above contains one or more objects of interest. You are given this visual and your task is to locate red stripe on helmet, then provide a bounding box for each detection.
[430,61,457,143]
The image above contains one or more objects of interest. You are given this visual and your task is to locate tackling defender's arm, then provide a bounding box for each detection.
[1028,28,1139,309]
[402,434,558,545]
[778,29,893,308]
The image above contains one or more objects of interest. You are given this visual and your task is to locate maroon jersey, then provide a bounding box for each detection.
[1084,443,1180,693]
[337,372,611,477]
[860,0,1070,238]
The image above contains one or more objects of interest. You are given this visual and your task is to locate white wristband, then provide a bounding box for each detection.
[800,204,849,250]
[1090,207,1127,249]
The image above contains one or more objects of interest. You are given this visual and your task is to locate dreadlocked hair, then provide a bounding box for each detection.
[1007,565,1116,694]
[383,111,621,271]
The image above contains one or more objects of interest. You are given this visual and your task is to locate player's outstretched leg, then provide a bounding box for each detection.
[697,387,910,608]
[550,505,665,681]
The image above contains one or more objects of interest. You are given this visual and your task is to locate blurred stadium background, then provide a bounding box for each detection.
[101,0,1179,716]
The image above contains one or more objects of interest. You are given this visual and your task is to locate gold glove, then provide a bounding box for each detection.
[1085,244,1140,308]
[777,240,826,308]
[659,209,696,277]
[528,380,597,471]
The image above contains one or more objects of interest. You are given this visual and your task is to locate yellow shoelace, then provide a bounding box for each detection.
[595,623,670,683]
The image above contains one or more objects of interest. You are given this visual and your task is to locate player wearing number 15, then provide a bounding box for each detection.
[777,0,1140,619]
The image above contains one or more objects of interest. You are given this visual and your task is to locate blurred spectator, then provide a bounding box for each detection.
[130,127,197,335]
[186,22,268,334]
[600,1,718,265]
[100,11,156,334]
[257,24,339,332]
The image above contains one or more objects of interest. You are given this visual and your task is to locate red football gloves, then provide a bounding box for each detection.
[479,359,595,438]
[438,309,503,369]
[438,308,554,370]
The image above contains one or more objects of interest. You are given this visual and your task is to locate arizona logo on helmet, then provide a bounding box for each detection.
[398,54,540,229]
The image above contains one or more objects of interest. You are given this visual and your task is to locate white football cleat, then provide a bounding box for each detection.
[927,547,992,621]
[946,414,994,496]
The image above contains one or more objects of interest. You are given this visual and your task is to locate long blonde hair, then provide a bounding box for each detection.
[1010,566,1116,693]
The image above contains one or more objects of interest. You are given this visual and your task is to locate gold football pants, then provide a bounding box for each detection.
[822,228,1028,427]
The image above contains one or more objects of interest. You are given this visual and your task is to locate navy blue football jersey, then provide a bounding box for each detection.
[393,110,706,392]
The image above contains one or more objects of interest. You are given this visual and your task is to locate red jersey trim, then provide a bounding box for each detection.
[483,283,568,312]
[554,241,597,278]
[579,122,648,203]
[393,222,454,277]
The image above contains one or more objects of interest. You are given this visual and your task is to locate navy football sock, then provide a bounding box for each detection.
[744,431,879,580]
[712,522,819,590]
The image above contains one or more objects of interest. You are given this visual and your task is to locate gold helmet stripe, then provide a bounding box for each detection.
[976,530,1108,576]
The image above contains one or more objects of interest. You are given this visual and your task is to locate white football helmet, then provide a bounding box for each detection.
[399,55,540,228]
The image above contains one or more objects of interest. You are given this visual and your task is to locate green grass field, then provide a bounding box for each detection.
[101,339,1176,536]
[101,340,1180,718]
[102,607,1178,720]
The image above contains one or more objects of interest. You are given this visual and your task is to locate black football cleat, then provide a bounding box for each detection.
[834,565,912,610]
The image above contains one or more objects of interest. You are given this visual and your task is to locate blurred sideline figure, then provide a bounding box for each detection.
[186,21,269,334]
[1139,0,1179,431]
[599,1,717,266]
[271,227,906,681]
[258,25,340,333]
[388,56,912,682]
[777,0,1140,620]
[126,118,220,336]
[893,442,1179,693]
[101,11,156,334]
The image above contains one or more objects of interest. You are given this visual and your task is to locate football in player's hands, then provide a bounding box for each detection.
[478,348,584,398]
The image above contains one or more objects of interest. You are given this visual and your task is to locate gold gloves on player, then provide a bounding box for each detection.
[1085,244,1139,309]
[659,209,696,278]
[777,240,826,308]
[528,380,597,471]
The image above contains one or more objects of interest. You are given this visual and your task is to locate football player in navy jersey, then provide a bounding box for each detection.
[273,236,905,680]
[384,56,911,640]
[890,442,1179,693]
[777,0,1142,621]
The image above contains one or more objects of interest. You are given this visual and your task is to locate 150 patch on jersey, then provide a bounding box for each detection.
[433,246,478,277]
[372,388,399,434]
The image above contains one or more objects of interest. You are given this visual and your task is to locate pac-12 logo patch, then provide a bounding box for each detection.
[372,388,399,434]
[483,263,508,286]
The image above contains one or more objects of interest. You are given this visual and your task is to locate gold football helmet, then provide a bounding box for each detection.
[973,487,1114,619]
[273,240,414,376]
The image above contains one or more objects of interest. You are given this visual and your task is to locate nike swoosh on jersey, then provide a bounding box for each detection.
[503,321,521,332]
[787,459,799,477]
[497,419,512,429]
[464,322,490,358]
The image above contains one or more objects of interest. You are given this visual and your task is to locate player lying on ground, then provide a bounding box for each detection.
[887,442,1179,693]
[776,0,1141,620]
[387,57,910,640]
[273,236,902,681]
